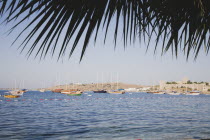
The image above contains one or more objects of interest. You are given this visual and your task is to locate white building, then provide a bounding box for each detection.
[159,77,209,91]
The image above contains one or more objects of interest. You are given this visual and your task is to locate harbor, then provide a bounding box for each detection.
[1,90,210,140]
[2,77,210,99]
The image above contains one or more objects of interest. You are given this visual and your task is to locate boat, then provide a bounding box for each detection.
[20,89,27,93]
[9,90,24,95]
[167,91,181,95]
[9,79,27,96]
[4,95,20,98]
[108,73,125,94]
[61,89,82,96]
[147,91,165,94]
[108,90,125,94]
[186,90,200,95]
[61,89,78,93]
[67,92,82,96]
[52,89,63,93]
[39,89,46,92]
[93,90,107,93]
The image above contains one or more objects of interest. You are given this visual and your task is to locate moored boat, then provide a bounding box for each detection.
[52,89,63,93]
[167,91,181,95]
[67,92,82,96]
[9,90,25,95]
[39,89,46,92]
[61,89,82,96]
[4,95,20,98]
[108,90,125,94]
[93,90,107,93]
[186,90,200,95]
[147,91,165,94]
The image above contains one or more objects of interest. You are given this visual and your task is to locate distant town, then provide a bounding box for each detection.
[1,77,210,94]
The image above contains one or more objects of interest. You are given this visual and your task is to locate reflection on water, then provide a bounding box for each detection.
[0,90,210,140]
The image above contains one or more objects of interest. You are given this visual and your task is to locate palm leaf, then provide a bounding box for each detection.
[0,0,210,60]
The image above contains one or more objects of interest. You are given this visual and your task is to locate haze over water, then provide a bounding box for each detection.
[1,91,210,140]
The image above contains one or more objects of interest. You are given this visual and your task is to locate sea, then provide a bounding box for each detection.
[0,90,210,140]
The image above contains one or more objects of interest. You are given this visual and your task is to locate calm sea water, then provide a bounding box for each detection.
[0,90,210,140]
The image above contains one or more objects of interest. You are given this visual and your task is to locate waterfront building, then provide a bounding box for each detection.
[159,78,209,92]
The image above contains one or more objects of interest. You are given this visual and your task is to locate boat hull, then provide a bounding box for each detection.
[167,92,181,95]
[61,90,82,96]
[108,91,125,94]
[186,93,200,95]
[148,91,165,94]
[52,89,63,93]
[4,95,20,98]
[67,93,82,96]
[39,89,46,92]
[186,91,201,95]
[93,90,107,93]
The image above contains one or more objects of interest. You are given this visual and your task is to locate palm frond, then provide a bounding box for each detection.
[0,0,210,60]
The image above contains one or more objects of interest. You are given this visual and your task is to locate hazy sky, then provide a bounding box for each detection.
[0,12,210,89]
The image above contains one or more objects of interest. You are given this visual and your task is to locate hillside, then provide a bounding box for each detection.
[47,83,144,91]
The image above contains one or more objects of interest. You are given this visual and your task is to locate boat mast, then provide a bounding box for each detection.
[110,72,112,90]
[15,79,16,90]
[22,80,24,89]
[97,72,98,89]
[117,72,119,90]
[66,82,67,90]
[101,72,103,89]
[59,73,61,89]
[186,84,187,93]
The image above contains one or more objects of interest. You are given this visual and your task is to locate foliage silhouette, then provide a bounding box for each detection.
[0,0,210,60]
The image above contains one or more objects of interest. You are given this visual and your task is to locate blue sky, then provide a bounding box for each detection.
[0,11,210,89]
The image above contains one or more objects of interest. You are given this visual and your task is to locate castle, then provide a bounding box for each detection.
[159,77,210,92]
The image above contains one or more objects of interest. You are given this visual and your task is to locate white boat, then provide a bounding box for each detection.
[147,91,165,94]
[186,91,200,95]
[61,90,82,95]
[39,89,46,92]
[9,90,24,96]
[9,80,26,96]
[167,91,181,95]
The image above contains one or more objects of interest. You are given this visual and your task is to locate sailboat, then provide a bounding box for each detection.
[61,89,82,96]
[10,90,24,95]
[186,91,200,95]
[4,95,20,98]
[93,90,107,93]
[52,73,63,93]
[93,72,107,93]
[167,91,181,95]
[39,89,46,92]
[108,90,125,94]
[39,81,46,92]
[107,73,125,94]
[5,80,24,98]
[61,82,82,96]
[147,91,165,94]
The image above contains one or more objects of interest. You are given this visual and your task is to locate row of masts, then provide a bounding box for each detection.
[96,72,120,90]
[52,72,121,90]
[37,72,121,90]
[13,80,25,90]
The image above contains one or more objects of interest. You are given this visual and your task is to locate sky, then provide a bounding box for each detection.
[0,10,210,89]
